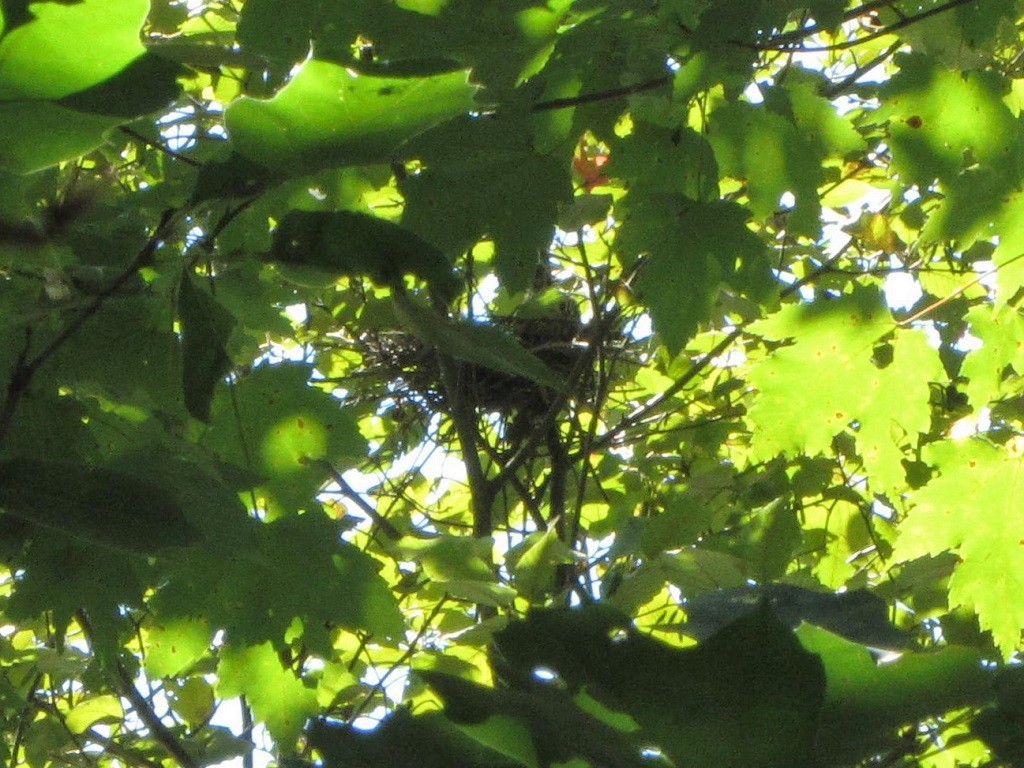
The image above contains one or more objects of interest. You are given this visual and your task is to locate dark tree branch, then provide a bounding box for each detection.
[316,460,403,541]
[755,0,982,51]
[531,77,671,113]
[0,209,177,449]
[761,0,899,47]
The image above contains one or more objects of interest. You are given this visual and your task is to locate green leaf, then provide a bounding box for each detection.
[310,710,525,768]
[801,625,997,764]
[0,0,180,172]
[685,585,909,650]
[399,113,573,293]
[617,195,771,355]
[507,528,577,601]
[238,0,565,92]
[179,272,237,422]
[708,100,823,237]
[144,616,213,678]
[268,210,461,300]
[202,364,367,514]
[0,458,201,554]
[393,292,567,391]
[420,670,650,768]
[959,304,1024,406]
[877,53,1022,189]
[492,604,826,768]
[218,641,319,745]
[893,438,1024,657]
[225,60,479,174]
[747,288,940,474]
[155,511,403,647]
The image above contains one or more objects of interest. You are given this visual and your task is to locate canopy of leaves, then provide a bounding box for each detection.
[3,2,1024,768]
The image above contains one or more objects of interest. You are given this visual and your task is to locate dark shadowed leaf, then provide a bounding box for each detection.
[309,710,525,768]
[0,458,201,554]
[179,271,237,422]
[490,603,825,768]
[393,292,567,391]
[269,210,461,300]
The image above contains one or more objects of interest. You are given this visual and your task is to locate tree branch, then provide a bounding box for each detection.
[0,209,177,449]
[755,0,982,52]
[595,238,857,449]
[76,611,198,768]
[316,460,403,541]
[531,77,671,113]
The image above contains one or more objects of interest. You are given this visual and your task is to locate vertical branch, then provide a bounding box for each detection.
[434,353,495,538]
[76,611,197,768]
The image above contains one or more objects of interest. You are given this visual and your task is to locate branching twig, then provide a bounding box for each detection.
[345,597,448,724]
[595,238,858,449]
[756,0,982,52]
[119,127,202,167]
[315,459,403,541]
[531,77,671,113]
[76,611,197,768]
[0,209,177,449]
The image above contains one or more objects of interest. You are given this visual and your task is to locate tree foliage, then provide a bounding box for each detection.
[4,0,1024,766]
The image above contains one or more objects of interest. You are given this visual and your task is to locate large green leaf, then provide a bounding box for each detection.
[237,0,566,93]
[877,53,1022,189]
[801,625,998,764]
[225,60,479,174]
[491,604,825,768]
[268,210,461,301]
[617,195,772,355]
[202,364,367,514]
[154,511,403,648]
[309,710,526,768]
[747,287,941,487]
[218,642,319,745]
[0,0,180,172]
[0,458,201,554]
[179,272,237,423]
[399,112,573,293]
[421,670,650,768]
[893,438,1024,657]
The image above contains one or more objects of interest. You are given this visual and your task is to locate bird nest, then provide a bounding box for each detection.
[357,312,596,420]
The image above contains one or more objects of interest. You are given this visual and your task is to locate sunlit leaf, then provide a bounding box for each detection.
[893,438,1024,657]
[218,641,319,745]
[202,364,367,514]
[225,60,479,174]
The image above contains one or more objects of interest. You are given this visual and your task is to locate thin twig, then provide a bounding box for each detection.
[761,0,899,47]
[76,611,197,768]
[315,460,403,541]
[595,238,857,449]
[345,597,448,724]
[896,251,1024,326]
[822,41,902,98]
[755,0,981,52]
[531,77,671,113]
[119,127,202,167]
[0,209,177,448]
